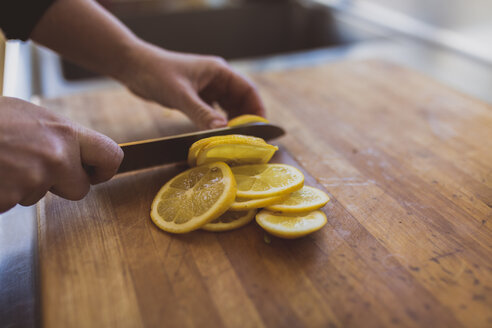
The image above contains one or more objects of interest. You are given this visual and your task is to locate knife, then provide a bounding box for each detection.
[117,122,285,173]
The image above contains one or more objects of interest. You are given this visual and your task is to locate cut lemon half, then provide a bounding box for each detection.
[229,194,289,211]
[256,209,327,239]
[195,137,277,167]
[187,135,255,167]
[231,164,304,199]
[150,162,236,233]
[227,114,269,127]
[266,186,329,213]
[202,209,256,232]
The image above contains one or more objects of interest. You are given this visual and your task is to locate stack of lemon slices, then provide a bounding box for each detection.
[151,116,329,239]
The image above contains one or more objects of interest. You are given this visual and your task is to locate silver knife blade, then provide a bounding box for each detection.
[117,122,285,173]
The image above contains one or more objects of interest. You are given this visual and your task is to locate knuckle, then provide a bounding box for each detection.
[64,183,90,201]
[208,56,228,68]
[244,85,261,104]
[40,135,70,170]
[19,190,47,207]
[184,99,204,116]
[25,169,46,189]
[194,107,212,121]
[18,200,33,207]
[47,146,68,170]
[0,202,16,213]
[0,193,21,213]
[75,183,91,200]
[54,121,78,138]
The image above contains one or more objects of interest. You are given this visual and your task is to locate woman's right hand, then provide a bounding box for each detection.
[0,96,123,213]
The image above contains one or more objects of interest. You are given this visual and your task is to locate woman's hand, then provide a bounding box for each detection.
[0,97,123,213]
[123,43,266,130]
[31,0,265,130]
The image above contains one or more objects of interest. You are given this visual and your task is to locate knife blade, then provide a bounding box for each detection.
[117,122,285,173]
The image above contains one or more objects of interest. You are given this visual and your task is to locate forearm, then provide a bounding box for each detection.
[31,0,143,82]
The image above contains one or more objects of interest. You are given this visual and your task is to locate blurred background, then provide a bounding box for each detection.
[4,0,492,102]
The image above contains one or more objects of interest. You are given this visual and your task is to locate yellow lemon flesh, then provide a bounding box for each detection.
[187,135,258,167]
[151,162,236,233]
[229,194,289,211]
[227,114,269,127]
[266,186,329,213]
[202,209,256,232]
[195,138,277,167]
[231,164,304,199]
[256,209,327,239]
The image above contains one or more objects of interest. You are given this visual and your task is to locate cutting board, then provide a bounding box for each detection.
[38,60,492,328]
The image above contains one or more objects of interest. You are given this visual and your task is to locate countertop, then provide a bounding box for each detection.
[36,59,492,327]
[1,37,492,327]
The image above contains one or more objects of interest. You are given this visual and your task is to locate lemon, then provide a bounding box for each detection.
[227,114,269,127]
[195,137,278,167]
[266,186,329,213]
[229,194,289,211]
[256,209,327,239]
[187,135,256,167]
[231,164,304,199]
[151,162,236,233]
[202,209,256,232]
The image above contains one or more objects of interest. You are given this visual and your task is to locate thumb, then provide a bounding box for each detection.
[79,127,124,184]
[182,92,227,130]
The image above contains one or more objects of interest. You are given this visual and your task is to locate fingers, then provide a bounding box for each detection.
[19,188,49,206]
[222,69,266,119]
[182,88,227,130]
[200,61,266,120]
[50,126,122,200]
[78,127,124,184]
[0,160,51,208]
[0,172,49,209]
[0,97,122,210]
[178,57,265,129]
[49,162,91,200]
[125,50,265,130]
[0,189,20,213]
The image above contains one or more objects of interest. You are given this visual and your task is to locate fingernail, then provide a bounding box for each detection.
[210,119,226,129]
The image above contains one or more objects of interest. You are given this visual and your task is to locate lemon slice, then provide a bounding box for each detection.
[151,162,236,233]
[202,209,256,232]
[229,194,289,211]
[187,135,256,167]
[227,114,269,127]
[256,209,327,239]
[195,137,278,167]
[265,186,329,213]
[231,164,304,199]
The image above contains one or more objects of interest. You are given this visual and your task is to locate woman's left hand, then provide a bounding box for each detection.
[124,43,266,130]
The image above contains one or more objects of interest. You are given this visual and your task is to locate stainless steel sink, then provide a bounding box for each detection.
[57,1,378,81]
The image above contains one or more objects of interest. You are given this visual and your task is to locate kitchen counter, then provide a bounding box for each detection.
[34,59,492,327]
[2,34,492,326]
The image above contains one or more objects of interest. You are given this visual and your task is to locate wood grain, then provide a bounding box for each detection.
[38,60,492,328]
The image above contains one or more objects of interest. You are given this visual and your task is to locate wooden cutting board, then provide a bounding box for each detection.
[38,60,492,328]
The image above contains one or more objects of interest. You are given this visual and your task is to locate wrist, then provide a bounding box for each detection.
[113,40,156,90]
[108,37,147,83]
[116,40,174,102]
